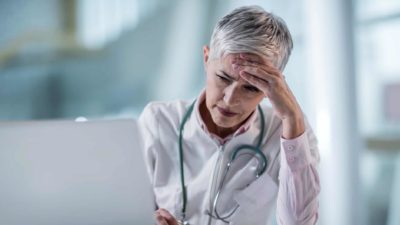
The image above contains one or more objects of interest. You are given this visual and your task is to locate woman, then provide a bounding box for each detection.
[138,5,320,225]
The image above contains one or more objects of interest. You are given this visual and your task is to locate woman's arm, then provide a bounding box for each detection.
[234,53,320,224]
[276,126,320,225]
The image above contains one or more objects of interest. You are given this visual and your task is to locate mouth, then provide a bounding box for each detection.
[217,106,238,117]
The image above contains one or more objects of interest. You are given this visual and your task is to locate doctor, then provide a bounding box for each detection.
[138,5,320,225]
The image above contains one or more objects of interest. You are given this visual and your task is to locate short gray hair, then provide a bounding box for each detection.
[209,5,293,71]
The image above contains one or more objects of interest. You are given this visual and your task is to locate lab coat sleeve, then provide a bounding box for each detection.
[137,102,162,187]
[276,121,320,225]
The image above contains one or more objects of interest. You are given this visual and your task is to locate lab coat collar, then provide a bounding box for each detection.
[193,90,259,146]
[189,90,263,150]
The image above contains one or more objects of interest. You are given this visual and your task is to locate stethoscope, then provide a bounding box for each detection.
[177,100,267,225]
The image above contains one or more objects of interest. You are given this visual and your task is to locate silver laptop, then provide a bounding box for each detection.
[0,119,154,225]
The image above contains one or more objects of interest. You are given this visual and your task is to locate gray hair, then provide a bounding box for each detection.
[209,5,293,71]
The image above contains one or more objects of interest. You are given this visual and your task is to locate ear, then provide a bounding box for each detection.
[203,45,210,65]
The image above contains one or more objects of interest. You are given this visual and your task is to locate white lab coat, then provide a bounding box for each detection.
[138,97,320,225]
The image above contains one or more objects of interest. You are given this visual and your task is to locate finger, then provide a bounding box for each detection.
[239,72,271,97]
[232,55,281,77]
[239,53,263,64]
[239,53,280,71]
[158,208,173,220]
[234,63,281,79]
[238,66,278,84]
[155,211,169,225]
[167,217,179,225]
[240,71,267,85]
[158,208,179,225]
[232,57,260,67]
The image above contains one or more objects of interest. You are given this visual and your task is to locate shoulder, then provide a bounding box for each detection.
[139,99,194,130]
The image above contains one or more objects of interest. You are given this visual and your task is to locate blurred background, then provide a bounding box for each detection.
[0,0,399,225]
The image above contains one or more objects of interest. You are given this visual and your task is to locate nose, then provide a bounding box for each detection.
[223,84,240,106]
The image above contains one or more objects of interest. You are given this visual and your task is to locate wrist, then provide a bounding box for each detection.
[282,114,305,139]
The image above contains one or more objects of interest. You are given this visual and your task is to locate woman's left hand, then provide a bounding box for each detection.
[233,53,305,139]
[155,208,179,225]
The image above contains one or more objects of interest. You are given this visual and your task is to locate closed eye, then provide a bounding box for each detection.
[216,74,231,83]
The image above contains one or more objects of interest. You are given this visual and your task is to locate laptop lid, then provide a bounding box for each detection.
[0,119,154,225]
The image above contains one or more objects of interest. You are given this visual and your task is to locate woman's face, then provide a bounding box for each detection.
[203,46,265,128]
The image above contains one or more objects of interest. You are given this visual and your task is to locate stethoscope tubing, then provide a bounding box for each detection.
[178,99,267,224]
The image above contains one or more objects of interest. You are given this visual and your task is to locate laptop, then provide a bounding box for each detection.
[0,119,154,225]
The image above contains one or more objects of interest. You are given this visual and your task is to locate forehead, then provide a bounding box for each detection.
[218,53,263,66]
[212,54,239,79]
[212,53,263,78]
[221,53,239,64]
